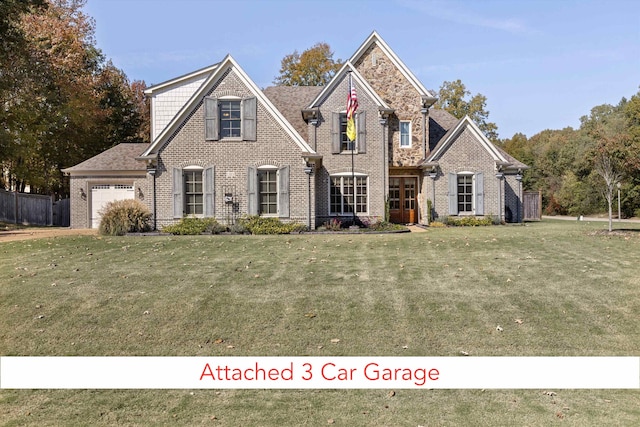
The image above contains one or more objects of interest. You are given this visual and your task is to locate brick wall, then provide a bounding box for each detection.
[312,75,386,226]
[68,174,148,229]
[153,68,312,228]
[428,127,503,219]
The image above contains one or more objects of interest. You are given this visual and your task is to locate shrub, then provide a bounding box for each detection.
[99,199,152,236]
[323,218,343,231]
[442,216,493,227]
[238,215,307,234]
[163,217,225,235]
[367,219,406,232]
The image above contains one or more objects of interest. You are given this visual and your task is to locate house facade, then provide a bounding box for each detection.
[63,32,527,229]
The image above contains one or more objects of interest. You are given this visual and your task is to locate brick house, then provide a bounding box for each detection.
[63,32,527,229]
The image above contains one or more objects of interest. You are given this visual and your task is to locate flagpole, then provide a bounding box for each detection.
[349,72,356,226]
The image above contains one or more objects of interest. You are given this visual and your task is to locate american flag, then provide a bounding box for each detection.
[346,75,358,120]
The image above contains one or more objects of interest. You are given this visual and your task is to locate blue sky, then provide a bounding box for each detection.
[84,0,640,139]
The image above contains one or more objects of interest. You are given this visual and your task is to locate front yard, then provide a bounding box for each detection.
[1,220,638,425]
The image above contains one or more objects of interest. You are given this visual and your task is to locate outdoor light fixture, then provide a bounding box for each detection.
[79,188,86,199]
[138,187,144,199]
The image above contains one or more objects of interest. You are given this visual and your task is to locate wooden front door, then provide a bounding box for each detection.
[389,177,418,224]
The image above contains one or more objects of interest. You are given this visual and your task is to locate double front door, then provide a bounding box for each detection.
[389,177,417,224]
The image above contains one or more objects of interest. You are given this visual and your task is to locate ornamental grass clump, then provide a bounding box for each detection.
[98,199,152,236]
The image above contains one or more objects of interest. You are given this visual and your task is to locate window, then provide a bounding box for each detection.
[330,175,368,215]
[340,113,355,151]
[400,121,411,148]
[332,111,366,154]
[219,100,241,138]
[247,166,290,217]
[448,172,484,216]
[204,97,256,141]
[184,170,203,215]
[258,169,277,215]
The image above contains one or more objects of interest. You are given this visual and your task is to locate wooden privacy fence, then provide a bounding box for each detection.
[0,189,70,226]
[523,190,542,221]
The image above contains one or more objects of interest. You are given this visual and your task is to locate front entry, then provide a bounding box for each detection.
[389,177,418,223]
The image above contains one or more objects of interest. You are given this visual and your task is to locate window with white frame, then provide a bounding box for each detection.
[219,99,241,138]
[457,174,474,213]
[184,169,204,215]
[340,113,355,151]
[400,121,411,148]
[204,96,257,141]
[330,174,368,215]
[258,169,277,215]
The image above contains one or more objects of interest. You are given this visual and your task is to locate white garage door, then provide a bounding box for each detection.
[90,184,135,228]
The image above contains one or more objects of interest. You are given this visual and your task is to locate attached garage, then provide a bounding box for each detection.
[90,184,135,228]
[62,143,150,229]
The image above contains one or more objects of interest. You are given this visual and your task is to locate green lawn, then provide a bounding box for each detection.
[1,220,639,426]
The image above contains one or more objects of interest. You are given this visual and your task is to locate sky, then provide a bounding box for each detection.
[83,0,640,139]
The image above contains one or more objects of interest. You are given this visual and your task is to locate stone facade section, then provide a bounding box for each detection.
[353,44,426,167]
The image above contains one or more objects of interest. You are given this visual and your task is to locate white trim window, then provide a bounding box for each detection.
[457,174,473,213]
[329,174,368,215]
[184,166,204,216]
[400,120,411,148]
[448,172,484,216]
[258,168,278,215]
[219,99,241,138]
[247,165,290,218]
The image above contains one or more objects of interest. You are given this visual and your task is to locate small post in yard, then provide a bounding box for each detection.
[617,182,621,222]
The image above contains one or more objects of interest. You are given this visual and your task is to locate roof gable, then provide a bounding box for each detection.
[350,31,436,100]
[141,55,315,157]
[426,116,509,165]
[306,61,391,110]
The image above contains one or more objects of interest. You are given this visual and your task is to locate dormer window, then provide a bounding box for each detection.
[219,100,241,138]
[204,96,257,141]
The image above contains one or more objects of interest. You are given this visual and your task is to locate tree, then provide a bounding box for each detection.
[273,42,343,86]
[435,80,499,140]
[0,0,146,196]
[582,101,633,230]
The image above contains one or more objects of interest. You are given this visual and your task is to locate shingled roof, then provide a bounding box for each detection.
[62,143,149,175]
[262,86,323,138]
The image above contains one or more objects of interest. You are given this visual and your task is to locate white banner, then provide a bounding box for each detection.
[1,356,638,389]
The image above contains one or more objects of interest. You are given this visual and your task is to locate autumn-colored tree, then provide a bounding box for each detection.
[273,42,343,86]
[0,0,146,196]
[435,80,499,141]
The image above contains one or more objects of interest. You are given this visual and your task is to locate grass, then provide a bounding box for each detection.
[1,220,639,425]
